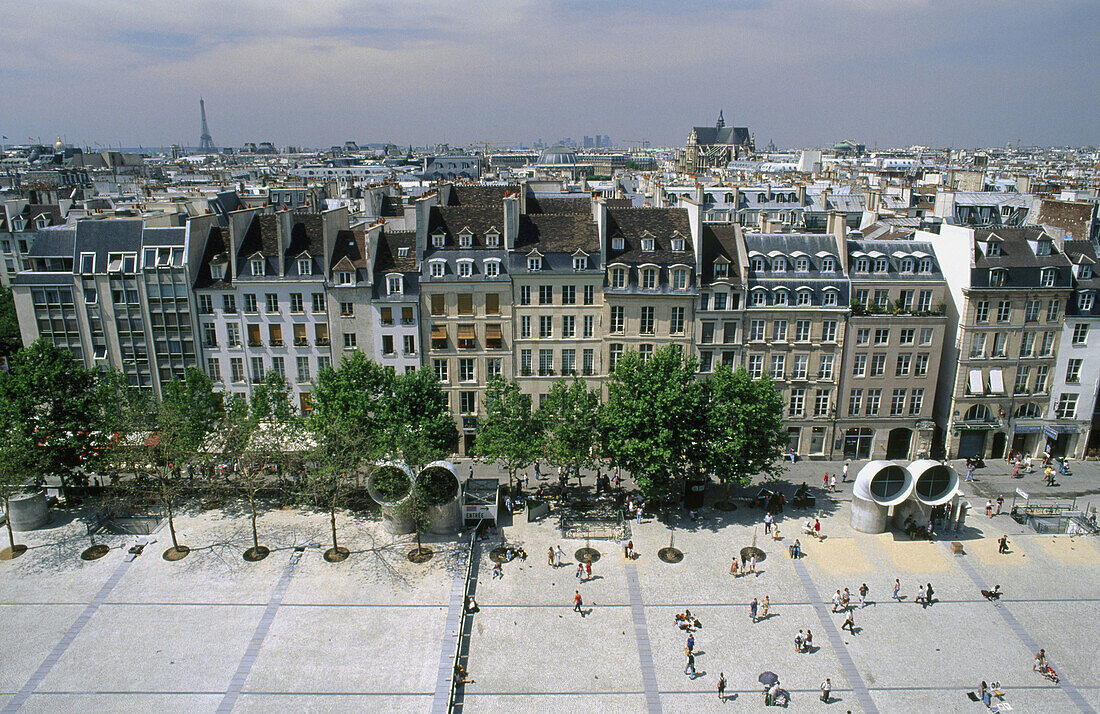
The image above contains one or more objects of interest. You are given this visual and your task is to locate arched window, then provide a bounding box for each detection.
[750,256,766,272]
[772,257,787,272]
[795,257,810,272]
[855,257,870,272]
[963,404,991,421]
[774,290,789,305]
[1014,403,1042,419]
[821,256,836,272]
[752,289,767,306]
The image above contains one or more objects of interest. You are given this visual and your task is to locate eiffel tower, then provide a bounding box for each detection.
[198,97,215,153]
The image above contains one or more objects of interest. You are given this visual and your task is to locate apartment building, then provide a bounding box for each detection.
[1,202,65,286]
[603,207,698,378]
[927,225,1073,459]
[12,219,200,397]
[741,229,848,458]
[510,206,603,403]
[1048,241,1100,458]
[418,190,516,452]
[695,225,744,374]
[371,228,421,375]
[836,239,948,460]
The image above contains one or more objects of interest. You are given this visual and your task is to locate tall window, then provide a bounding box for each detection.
[1046,299,1060,322]
[822,321,837,342]
[520,285,531,305]
[539,315,552,338]
[770,354,785,378]
[670,307,685,334]
[1073,323,1089,345]
[642,269,657,289]
[890,388,906,416]
[848,389,863,417]
[852,354,867,377]
[610,306,625,333]
[583,285,594,305]
[562,315,575,338]
[819,354,834,380]
[539,285,553,305]
[749,320,765,341]
[562,285,576,305]
[583,315,594,338]
[748,354,763,378]
[640,306,655,334]
[772,319,788,341]
[1055,393,1078,419]
[611,268,626,289]
[908,388,924,416]
[865,388,881,416]
[788,388,805,416]
[814,389,830,416]
[996,300,1010,322]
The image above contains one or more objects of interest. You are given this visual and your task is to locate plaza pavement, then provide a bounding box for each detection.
[0,457,1097,713]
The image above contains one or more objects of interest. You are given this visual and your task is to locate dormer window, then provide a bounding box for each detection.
[458,231,473,248]
[210,264,225,280]
[527,256,542,271]
[430,260,445,278]
[79,253,95,274]
[821,256,836,272]
[35,216,48,229]
[752,289,767,306]
[671,238,685,252]
[12,218,25,232]
[918,257,932,273]
[775,290,789,306]
[1035,239,1052,257]
[1040,268,1056,287]
[457,259,473,278]
[251,258,265,276]
[641,238,655,252]
[795,257,810,272]
[484,259,500,277]
[772,257,786,272]
[611,237,624,250]
[990,268,1007,287]
[156,248,171,266]
[573,255,588,271]
[714,262,729,279]
[899,258,914,273]
[610,267,626,289]
[298,258,312,276]
[398,247,410,258]
[387,275,403,294]
[1078,291,1094,311]
[672,268,688,290]
[986,241,1002,257]
[1081,264,1094,280]
[855,257,870,272]
[431,232,445,248]
[750,256,765,272]
[337,270,354,285]
[485,232,500,248]
[873,257,888,273]
[641,268,657,289]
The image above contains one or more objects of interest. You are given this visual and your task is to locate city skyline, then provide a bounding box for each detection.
[1,0,1098,150]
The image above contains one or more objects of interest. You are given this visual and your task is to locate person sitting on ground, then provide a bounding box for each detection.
[792,538,802,558]
[454,663,475,684]
[465,596,480,614]
[1034,649,1046,671]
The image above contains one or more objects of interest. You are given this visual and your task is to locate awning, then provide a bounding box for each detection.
[431,325,447,340]
[485,324,502,340]
[968,369,984,394]
[957,423,997,431]
[457,324,476,340]
[1013,424,1043,434]
[989,368,1004,394]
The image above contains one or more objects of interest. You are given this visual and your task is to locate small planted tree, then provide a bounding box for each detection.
[307,418,359,563]
[0,424,36,559]
[471,376,541,489]
[704,365,786,508]
[538,377,600,489]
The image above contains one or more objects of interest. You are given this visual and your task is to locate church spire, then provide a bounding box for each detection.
[716,109,725,129]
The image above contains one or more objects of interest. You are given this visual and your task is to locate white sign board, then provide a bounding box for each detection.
[1015,488,1029,500]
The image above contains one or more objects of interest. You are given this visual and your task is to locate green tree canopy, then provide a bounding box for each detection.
[0,287,22,358]
[0,339,99,488]
[471,376,542,485]
[383,367,456,472]
[600,344,706,499]
[703,365,786,496]
[310,351,393,466]
[538,377,600,481]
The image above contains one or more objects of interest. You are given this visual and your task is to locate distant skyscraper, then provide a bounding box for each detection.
[199,98,215,153]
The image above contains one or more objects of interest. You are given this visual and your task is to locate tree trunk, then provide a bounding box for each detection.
[250,492,259,550]
[416,529,422,553]
[4,495,14,550]
[330,506,338,551]
[166,497,179,549]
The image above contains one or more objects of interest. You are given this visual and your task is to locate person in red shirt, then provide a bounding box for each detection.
[574,590,584,616]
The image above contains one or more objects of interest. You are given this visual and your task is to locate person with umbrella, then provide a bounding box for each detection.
[759,672,779,705]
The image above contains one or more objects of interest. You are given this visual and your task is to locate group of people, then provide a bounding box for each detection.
[802,518,823,541]
[749,596,771,623]
[902,514,934,540]
[729,552,760,577]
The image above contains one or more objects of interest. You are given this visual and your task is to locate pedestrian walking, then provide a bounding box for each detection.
[823,472,829,489]
[636,507,643,524]
[686,633,694,654]
[749,555,758,575]
[548,546,555,567]
[576,563,584,581]
[966,464,974,482]
[832,589,842,612]
[750,597,759,622]
[999,535,1010,554]
[829,473,837,492]
[821,678,832,702]
[986,499,994,518]
[805,629,813,650]
[764,511,773,534]
[717,672,726,700]
[626,540,634,559]
[573,590,583,616]
[893,578,901,600]
[730,556,740,576]
[492,561,503,579]
[585,561,592,580]
[842,587,851,610]
[684,649,696,677]
[842,461,849,482]
[556,545,566,566]
[761,595,770,619]
[917,584,926,608]
[996,494,1004,514]
[859,583,869,608]
[795,629,804,652]
[925,582,934,607]
[842,611,855,633]
[814,518,822,540]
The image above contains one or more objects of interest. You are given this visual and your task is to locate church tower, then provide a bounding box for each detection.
[716,110,725,129]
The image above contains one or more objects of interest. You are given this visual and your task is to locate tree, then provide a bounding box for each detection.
[471,376,541,489]
[600,345,706,499]
[704,365,786,504]
[0,287,22,358]
[89,369,151,486]
[0,423,37,558]
[306,418,360,562]
[0,339,99,497]
[538,377,600,486]
[142,368,220,558]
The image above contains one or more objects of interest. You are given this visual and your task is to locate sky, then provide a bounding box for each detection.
[1,0,1098,151]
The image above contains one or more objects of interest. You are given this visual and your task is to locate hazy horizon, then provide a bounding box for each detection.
[2,1,1097,151]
